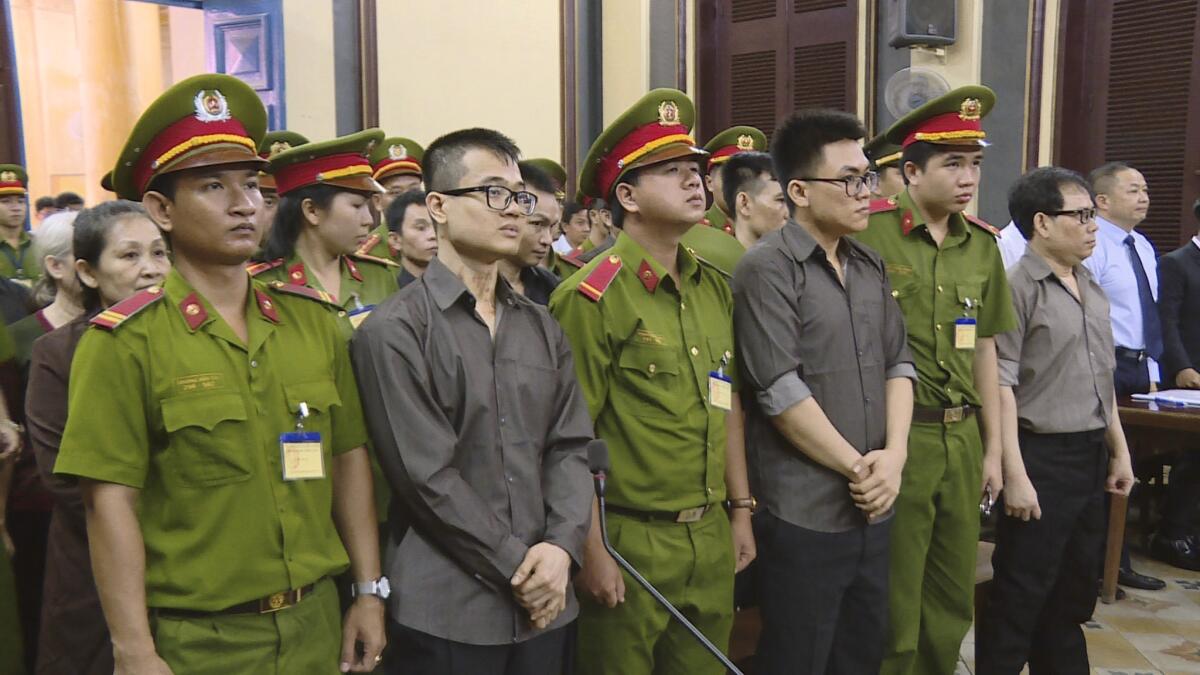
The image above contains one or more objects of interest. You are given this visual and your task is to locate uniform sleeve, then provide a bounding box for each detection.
[54,330,151,488]
[1157,254,1190,381]
[350,306,529,588]
[880,271,917,382]
[731,250,810,416]
[994,270,1030,387]
[548,286,612,421]
[326,311,368,455]
[978,238,1018,338]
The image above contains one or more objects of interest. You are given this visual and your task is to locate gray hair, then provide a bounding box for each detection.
[32,210,79,306]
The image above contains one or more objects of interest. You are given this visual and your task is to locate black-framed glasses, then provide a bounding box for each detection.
[1046,207,1097,224]
[796,171,880,197]
[438,185,538,216]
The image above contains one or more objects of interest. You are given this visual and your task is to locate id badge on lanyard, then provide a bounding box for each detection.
[708,354,733,411]
[280,401,325,480]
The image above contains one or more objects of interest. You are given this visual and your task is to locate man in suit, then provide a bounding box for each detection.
[1152,197,1200,571]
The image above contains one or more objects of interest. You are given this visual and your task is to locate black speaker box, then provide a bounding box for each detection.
[889,0,957,48]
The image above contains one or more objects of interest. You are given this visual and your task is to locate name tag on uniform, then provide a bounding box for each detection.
[709,371,733,411]
[955,318,977,350]
[280,431,325,480]
[348,305,375,330]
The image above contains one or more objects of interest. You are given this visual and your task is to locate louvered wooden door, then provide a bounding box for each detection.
[1056,0,1200,252]
[696,0,858,144]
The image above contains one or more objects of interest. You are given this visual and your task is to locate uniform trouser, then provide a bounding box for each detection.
[387,620,572,675]
[754,511,891,675]
[149,576,342,675]
[975,428,1106,675]
[575,506,735,675]
[882,417,981,675]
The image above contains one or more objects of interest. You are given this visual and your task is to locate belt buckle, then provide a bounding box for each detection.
[676,506,706,523]
[943,406,964,424]
[259,591,290,614]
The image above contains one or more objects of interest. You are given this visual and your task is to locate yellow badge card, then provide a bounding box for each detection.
[348,305,374,330]
[955,318,977,350]
[709,371,733,411]
[280,432,325,481]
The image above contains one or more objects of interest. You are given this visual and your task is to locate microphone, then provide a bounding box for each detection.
[585,439,744,675]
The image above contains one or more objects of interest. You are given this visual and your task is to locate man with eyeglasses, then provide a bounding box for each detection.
[853,86,1018,675]
[350,128,593,674]
[976,166,1135,674]
[732,109,915,674]
[550,89,755,675]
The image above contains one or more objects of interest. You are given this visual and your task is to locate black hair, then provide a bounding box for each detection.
[720,151,776,216]
[384,189,429,234]
[899,141,987,185]
[589,198,609,212]
[73,200,154,312]
[34,196,55,211]
[562,201,586,223]
[1088,161,1136,196]
[1007,166,1093,240]
[54,192,84,209]
[262,184,344,260]
[145,172,179,200]
[770,109,867,209]
[518,160,558,198]
[608,170,642,229]
[424,128,522,193]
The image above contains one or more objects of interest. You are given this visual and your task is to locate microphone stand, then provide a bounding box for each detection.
[593,470,744,675]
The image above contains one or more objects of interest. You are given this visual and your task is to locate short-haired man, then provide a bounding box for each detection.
[551,89,755,675]
[0,166,39,286]
[853,86,1018,675]
[352,128,592,674]
[54,74,385,674]
[977,167,1135,673]
[385,189,437,289]
[500,161,562,305]
[1081,161,1167,590]
[721,151,787,249]
[53,192,84,212]
[549,202,592,278]
[702,126,768,236]
[33,196,57,223]
[733,109,915,674]
[360,136,425,261]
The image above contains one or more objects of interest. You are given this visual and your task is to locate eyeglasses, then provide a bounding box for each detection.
[438,185,538,216]
[1046,207,1096,224]
[796,172,880,197]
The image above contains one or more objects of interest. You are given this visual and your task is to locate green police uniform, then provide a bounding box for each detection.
[525,157,568,200]
[702,126,766,238]
[679,223,745,277]
[551,88,737,675]
[360,136,425,261]
[251,254,398,341]
[0,164,39,286]
[256,130,310,195]
[852,86,1018,675]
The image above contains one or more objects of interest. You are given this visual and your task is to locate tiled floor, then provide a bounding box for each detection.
[958,554,1200,674]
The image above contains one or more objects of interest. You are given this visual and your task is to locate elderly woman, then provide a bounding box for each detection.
[26,200,169,675]
[13,210,82,364]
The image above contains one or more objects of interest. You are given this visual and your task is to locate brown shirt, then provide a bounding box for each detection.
[996,248,1116,433]
[733,221,915,533]
[349,258,593,645]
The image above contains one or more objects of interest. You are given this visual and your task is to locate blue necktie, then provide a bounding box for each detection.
[1124,234,1163,360]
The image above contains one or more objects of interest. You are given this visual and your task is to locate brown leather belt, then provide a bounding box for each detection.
[151,583,316,619]
[912,405,977,424]
[606,504,711,523]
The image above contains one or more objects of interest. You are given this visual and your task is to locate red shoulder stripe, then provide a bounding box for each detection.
[577,255,622,302]
[90,287,165,331]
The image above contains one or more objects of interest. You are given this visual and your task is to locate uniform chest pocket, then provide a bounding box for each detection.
[283,380,342,435]
[161,392,252,486]
[616,343,680,418]
[890,279,921,310]
[957,281,984,318]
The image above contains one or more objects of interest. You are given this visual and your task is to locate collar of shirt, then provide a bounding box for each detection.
[779,219,867,267]
[422,257,521,311]
[611,230,702,294]
[896,188,968,244]
[1,230,31,250]
[1095,215,1143,246]
[162,268,281,335]
[1019,245,1095,286]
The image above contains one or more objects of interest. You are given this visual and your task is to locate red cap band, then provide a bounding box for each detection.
[135,115,254,194]
[273,152,373,196]
[594,121,694,198]
[901,111,986,148]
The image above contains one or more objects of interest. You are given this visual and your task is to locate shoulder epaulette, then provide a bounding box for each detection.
[577,255,622,302]
[869,197,898,214]
[90,287,164,331]
[687,248,732,279]
[355,233,382,256]
[245,258,284,277]
[560,248,586,269]
[267,281,338,306]
[349,251,399,268]
[965,213,1001,236]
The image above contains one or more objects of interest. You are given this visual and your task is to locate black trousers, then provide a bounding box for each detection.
[753,511,891,675]
[386,620,573,675]
[976,429,1107,675]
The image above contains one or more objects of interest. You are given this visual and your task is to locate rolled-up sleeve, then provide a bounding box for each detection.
[733,250,810,416]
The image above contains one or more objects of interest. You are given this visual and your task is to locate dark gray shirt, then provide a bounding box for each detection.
[732,221,915,533]
[996,248,1115,433]
[350,258,593,645]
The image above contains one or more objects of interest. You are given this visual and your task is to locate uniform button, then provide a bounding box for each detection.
[891,289,899,298]
[690,346,700,356]
[937,285,943,293]
[680,302,687,310]
[945,386,952,393]
[936,324,942,332]
[706,487,713,494]
[250,360,258,368]
[938,360,945,366]
[648,363,657,374]
[338,311,347,317]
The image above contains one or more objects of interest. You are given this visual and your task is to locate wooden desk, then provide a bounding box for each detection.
[1102,398,1200,603]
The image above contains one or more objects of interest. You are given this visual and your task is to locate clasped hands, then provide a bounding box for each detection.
[510,542,572,630]
[848,449,905,522]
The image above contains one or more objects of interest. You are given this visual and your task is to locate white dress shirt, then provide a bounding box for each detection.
[998,221,1028,270]
[1082,215,1159,381]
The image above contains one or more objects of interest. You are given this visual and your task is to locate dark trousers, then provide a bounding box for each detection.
[976,429,1107,675]
[386,620,572,675]
[1164,455,1200,538]
[753,511,891,675]
[10,507,50,672]
[1112,352,1151,569]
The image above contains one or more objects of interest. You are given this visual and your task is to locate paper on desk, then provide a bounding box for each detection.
[1131,389,1200,407]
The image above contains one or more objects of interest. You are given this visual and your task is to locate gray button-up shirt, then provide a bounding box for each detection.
[732,221,915,533]
[996,248,1116,434]
[350,258,593,645]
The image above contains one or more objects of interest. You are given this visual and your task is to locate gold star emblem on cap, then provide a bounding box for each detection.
[736,134,754,150]
[658,101,680,126]
[0,171,15,182]
[269,141,292,157]
[959,98,982,121]
[388,144,407,160]
[193,89,231,122]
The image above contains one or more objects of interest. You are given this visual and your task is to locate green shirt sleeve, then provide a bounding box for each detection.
[326,312,368,455]
[548,288,611,422]
[977,237,1018,338]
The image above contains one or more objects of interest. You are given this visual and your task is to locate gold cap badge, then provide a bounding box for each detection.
[388,144,407,161]
[958,98,982,121]
[736,134,755,151]
[0,171,16,183]
[658,101,680,126]
[269,141,291,157]
[194,89,231,122]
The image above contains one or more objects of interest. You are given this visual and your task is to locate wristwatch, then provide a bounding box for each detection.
[351,576,391,600]
[726,496,758,512]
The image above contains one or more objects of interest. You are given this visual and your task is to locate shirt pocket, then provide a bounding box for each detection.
[706,335,734,374]
[890,278,922,313]
[957,280,984,319]
[616,343,681,419]
[161,392,253,486]
[283,379,342,441]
